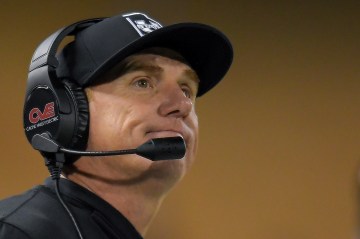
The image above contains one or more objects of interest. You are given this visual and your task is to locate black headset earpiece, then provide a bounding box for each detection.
[23,18,105,162]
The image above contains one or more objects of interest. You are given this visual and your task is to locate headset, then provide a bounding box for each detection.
[23,18,105,164]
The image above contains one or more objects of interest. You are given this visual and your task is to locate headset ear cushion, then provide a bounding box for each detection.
[63,79,89,150]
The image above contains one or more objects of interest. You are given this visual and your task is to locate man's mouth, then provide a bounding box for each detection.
[145,130,183,139]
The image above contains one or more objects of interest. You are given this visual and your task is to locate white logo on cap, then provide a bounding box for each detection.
[123,13,162,36]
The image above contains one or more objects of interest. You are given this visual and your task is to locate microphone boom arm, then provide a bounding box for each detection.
[59,148,136,156]
[31,133,186,161]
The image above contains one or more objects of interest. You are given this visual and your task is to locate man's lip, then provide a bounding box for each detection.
[146,130,184,139]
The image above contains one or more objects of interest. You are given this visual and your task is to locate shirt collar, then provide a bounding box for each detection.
[44,177,143,239]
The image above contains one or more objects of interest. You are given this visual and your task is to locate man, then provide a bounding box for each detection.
[0,12,232,238]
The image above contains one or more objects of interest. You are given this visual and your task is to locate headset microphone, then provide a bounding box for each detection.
[31,133,186,161]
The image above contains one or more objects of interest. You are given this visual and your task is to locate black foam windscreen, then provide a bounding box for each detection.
[136,137,186,160]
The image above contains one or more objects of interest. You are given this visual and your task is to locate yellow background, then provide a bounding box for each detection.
[1,1,359,238]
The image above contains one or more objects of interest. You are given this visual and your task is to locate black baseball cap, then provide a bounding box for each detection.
[57,12,233,97]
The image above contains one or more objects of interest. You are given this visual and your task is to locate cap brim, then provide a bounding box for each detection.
[82,23,233,97]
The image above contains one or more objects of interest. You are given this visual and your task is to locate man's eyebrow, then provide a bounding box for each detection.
[125,60,199,84]
[124,61,163,74]
[183,68,200,84]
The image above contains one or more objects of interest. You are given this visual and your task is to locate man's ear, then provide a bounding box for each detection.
[84,88,93,102]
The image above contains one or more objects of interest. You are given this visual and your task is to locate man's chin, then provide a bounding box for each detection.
[148,159,187,184]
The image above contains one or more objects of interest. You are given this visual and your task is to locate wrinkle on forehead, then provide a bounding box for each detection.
[95,47,199,85]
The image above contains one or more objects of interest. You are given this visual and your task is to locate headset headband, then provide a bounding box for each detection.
[29,18,104,73]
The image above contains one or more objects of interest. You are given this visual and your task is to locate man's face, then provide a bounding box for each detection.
[81,54,199,185]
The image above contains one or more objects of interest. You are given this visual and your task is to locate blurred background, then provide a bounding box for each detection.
[1,1,359,238]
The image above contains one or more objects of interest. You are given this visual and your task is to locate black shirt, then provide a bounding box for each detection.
[0,178,143,239]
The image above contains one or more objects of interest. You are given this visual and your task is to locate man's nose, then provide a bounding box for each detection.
[158,85,193,118]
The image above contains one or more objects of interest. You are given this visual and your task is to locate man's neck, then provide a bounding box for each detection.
[64,169,168,236]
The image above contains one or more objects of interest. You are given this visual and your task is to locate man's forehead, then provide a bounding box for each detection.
[97,48,200,85]
[124,54,199,82]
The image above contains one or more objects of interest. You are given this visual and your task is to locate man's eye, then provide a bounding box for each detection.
[134,78,151,88]
[182,87,192,99]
